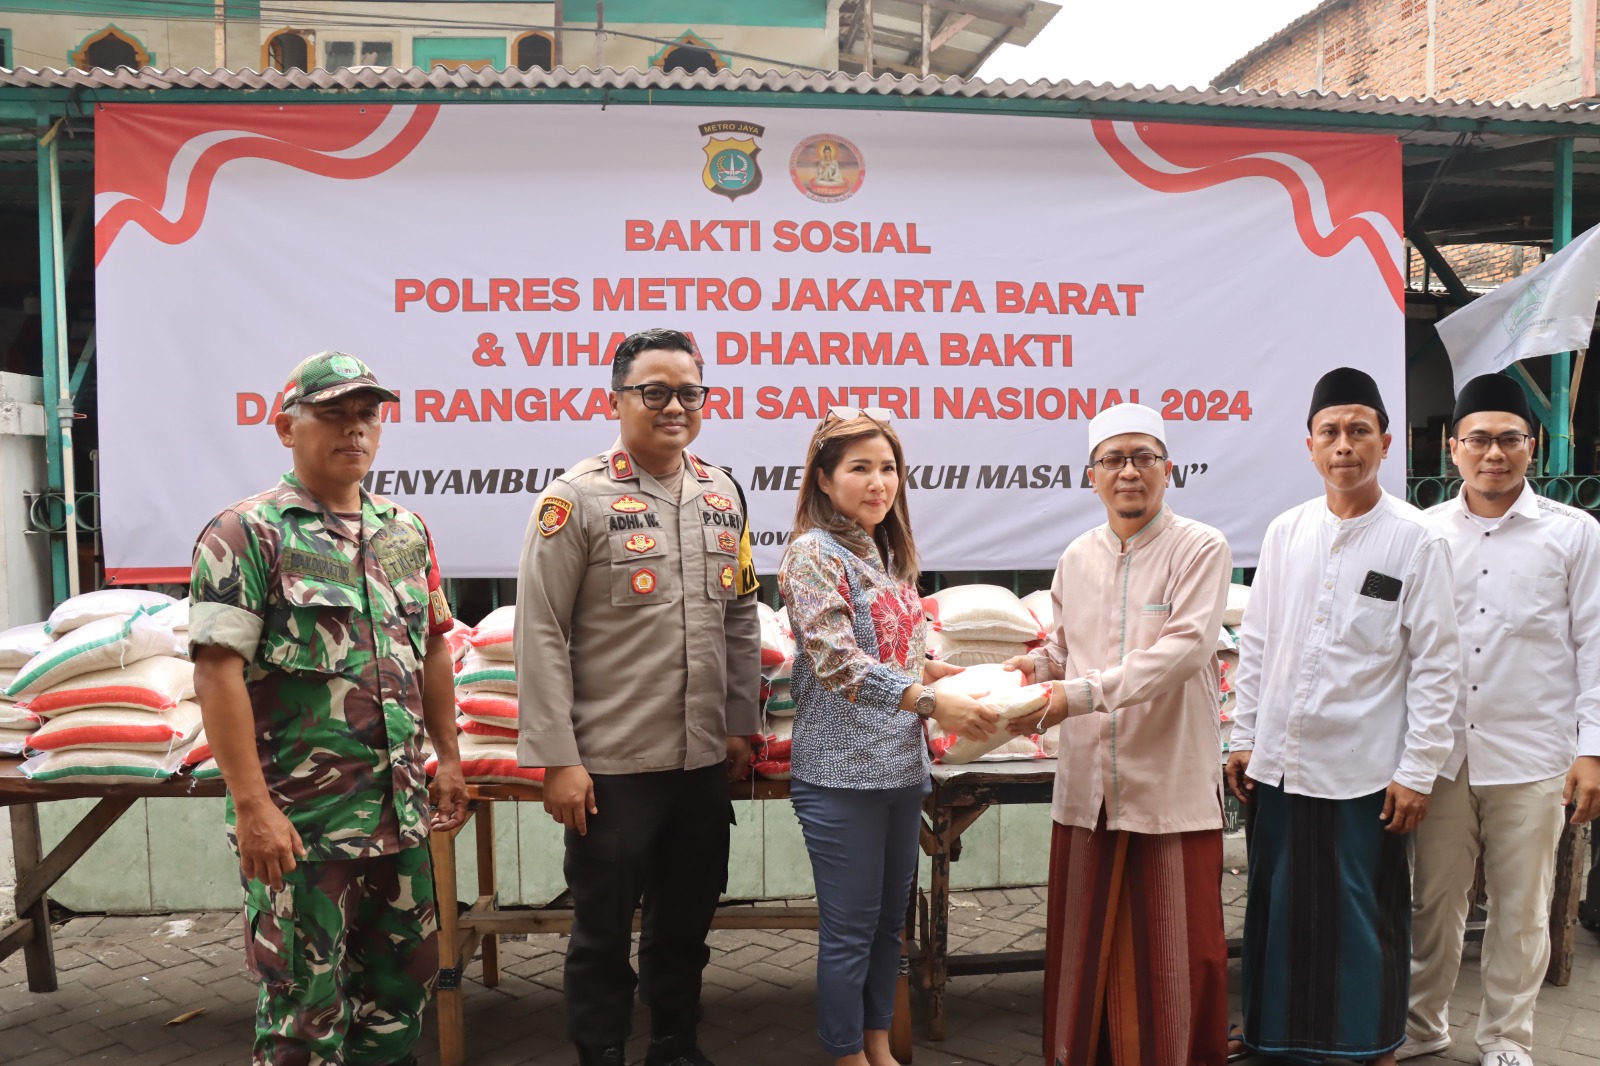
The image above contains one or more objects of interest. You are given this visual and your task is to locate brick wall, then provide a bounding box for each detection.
[1409,241,1544,289]
[1226,0,1579,102]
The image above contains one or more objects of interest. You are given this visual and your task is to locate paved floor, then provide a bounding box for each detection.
[2,870,1598,1065]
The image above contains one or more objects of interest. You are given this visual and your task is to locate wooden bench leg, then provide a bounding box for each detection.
[432,808,469,1066]
[475,802,499,988]
[925,803,951,1042]
[10,804,57,993]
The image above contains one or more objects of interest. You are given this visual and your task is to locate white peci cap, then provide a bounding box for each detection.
[1088,402,1166,455]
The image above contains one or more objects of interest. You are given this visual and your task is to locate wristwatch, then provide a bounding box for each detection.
[913,686,938,719]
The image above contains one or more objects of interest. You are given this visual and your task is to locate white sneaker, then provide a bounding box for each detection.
[1480,1052,1533,1066]
[1394,1032,1451,1060]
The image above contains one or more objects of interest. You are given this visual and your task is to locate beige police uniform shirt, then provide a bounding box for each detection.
[515,442,763,774]
[1031,507,1232,834]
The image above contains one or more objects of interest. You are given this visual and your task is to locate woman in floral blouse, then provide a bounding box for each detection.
[778,409,998,1066]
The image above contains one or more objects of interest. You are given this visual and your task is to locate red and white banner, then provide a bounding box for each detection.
[95,103,1404,579]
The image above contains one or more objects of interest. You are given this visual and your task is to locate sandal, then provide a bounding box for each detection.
[1227,1023,1249,1062]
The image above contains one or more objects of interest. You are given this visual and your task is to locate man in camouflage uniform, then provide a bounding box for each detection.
[517,328,762,1066]
[190,352,468,1066]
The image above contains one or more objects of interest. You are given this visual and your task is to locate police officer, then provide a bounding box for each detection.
[516,328,762,1066]
[190,352,469,1066]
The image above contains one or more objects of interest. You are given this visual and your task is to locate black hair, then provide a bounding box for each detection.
[610,328,703,390]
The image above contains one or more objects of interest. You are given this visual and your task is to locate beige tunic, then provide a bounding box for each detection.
[1031,507,1231,833]
[515,442,762,774]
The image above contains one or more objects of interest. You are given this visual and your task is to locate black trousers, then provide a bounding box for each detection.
[563,763,732,1046]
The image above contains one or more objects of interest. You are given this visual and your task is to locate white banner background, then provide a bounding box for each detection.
[95,103,1405,577]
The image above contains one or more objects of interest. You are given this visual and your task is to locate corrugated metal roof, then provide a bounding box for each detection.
[2,62,1599,127]
[1213,0,1353,89]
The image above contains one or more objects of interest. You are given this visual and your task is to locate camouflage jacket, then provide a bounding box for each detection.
[188,473,452,862]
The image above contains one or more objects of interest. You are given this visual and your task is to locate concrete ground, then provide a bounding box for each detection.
[3,871,1599,1066]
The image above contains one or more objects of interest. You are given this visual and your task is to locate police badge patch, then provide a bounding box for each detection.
[700,121,765,202]
[538,496,574,536]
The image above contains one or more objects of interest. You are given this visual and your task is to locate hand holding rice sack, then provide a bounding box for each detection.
[777,407,998,1063]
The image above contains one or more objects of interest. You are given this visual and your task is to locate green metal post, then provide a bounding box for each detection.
[1552,138,1574,475]
[35,119,69,604]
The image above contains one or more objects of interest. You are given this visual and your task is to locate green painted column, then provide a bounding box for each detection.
[35,118,69,604]
[1552,138,1575,476]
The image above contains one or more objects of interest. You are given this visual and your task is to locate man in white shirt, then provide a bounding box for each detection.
[1400,372,1600,1066]
[1227,367,1462,1066]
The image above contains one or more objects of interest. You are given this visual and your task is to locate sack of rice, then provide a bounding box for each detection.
[752,758,791,780]
[5,609,187,698]
[457,692,518,727]
[426,737,544,785]
[923,585,1044,643]
[1020,589,1054,632]
[18,656,194,717]
[182,730,212,768]
[20,746,187,784]
[0,623,52,669]
[925,629,1032,668]
[757,603,795,677]
[0,703,38,730]
[28,701,204,753]
[458,714,518,741]
[443,618,474,663]
[1040,723,1061,758]
[45,588,179,637]
[764,676,795,717]
[0,727,33,756]
[464,605,516,661]
[189,757,223,781]
[924,664,1052,764]
[155,597,189,633]
[1223,583,1250,628]
[456,649,516,695]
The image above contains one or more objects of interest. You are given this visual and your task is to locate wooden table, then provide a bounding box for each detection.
[0,758,225,992]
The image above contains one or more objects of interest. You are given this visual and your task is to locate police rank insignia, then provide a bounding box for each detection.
[720,564,736,590]
[631,569,657,595]
[624,534,656,554]
[610,451,635,479]
[717,530,737,553]
[687,454,710,479]
[612,495,649,513]
[699,120,765,201]
[538,496,574,536]
[703,493,733,512]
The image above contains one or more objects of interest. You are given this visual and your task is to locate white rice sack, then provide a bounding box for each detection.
[1215,626,1238,654]
[764,677,794,717]
[757,603,795,678]
[774,607,792,639]
[0,668,16,697]
[154,597,189,632]
[45,588,179,637]
[0,726,34,755]
[926,663,1052,764]
[1041,723,1060,758]
[443,618,473,663]
[0,703,37,729]
[456,649,517,695]
[1021,589,1054,632]
[428,737,545,785]
[1223,583,1251,628]
[19,655,194,717]
[20,746,186,784]
[465,605,516,661]
[189,756,223,781]
[28,701,203,752]
[0,623,52,669]
[924,585,1044,642]
[925,629,1031,667]
[6,609,187,698]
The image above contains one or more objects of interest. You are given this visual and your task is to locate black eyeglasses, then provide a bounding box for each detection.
[1457,433,1533,454]
[617,383,708,411]
[1092,452,1167,472]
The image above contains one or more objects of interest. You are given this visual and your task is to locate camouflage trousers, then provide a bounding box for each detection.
[243,846,438,1066]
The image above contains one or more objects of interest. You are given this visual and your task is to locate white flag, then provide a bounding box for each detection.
[1436,221,1600,391]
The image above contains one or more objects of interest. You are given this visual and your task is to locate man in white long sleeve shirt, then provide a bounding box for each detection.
[1399,372,1600,1066]
[1227,367,1462,1066]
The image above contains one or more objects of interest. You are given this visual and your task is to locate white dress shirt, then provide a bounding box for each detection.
[1232,491,1462,799]
[1426,483,1600,786]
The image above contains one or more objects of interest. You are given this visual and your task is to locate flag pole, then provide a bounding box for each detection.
[1552,139,1575,475]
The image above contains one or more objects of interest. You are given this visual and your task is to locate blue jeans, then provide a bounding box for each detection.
[790,777,927,1056]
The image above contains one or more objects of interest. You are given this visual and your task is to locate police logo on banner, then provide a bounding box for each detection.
[700,120,765,201]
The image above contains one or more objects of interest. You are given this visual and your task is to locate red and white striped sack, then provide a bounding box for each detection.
[28,701,204,753]
[18,656,194,717]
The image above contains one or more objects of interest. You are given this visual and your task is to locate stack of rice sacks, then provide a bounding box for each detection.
[922,585,1050,761]
[0,622,54,755]
[6,590,196,784]
[436,605,544,785]
[753,603,795,780]
[1019,589,1062,759]
[1217,583,1250,757]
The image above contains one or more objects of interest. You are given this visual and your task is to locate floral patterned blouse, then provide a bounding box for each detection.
[778,526,930,789]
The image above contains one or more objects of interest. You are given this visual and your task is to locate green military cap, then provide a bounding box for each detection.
[281,351,399,407]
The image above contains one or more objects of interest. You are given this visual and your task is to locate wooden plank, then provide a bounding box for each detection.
[430,808,469,1066]
[944,948,1044,976]
[929,12,976,53]
[9,804,55,993]
[923,0,1028,29]
[919,2,930,77]
[0,917,35,960]
[12,796,136,914]
[1546,821,1587,986]
[0,759,226,804]
[474,801,500,987]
